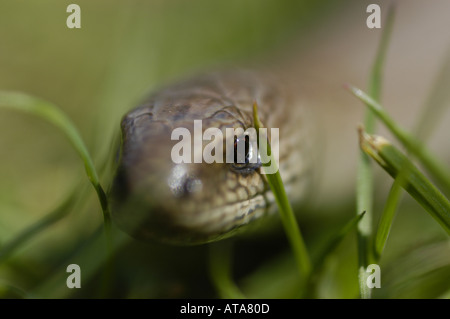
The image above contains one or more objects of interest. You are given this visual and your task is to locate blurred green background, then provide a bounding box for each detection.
[0,0,449,298]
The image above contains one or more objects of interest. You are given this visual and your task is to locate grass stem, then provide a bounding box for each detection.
[253,102,312,281]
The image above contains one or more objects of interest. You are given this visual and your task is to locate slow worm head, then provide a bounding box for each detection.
[108,70,315,244]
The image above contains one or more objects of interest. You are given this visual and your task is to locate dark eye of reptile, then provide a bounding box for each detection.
[233,135,250,165]
[230,134,261,174]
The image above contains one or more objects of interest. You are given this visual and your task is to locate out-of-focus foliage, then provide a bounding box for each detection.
[0,0,449,298]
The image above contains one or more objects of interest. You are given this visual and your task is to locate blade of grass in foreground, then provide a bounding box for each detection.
[355,4,395,299]
[351,48,450,260]
[0,91,114,297]
[348,86,450,192]
[372,49,450,259]
[373,176,405,260]
[359,128,450,235]
[0,91,110,228]
[209,241,245,299]
[253,102,312,281]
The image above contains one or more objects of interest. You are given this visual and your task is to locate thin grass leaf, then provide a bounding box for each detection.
[0,91,110,227]
[438,288,450,299]
[355,4,395,299]
[348,85,450,192]
[359,128,450,234]
[0,92,114,287]
[0,279,31,298]
[0,189,79,263]
[253,102,312,280]
[208,241,245,299]
[314,212,366,270]
[372,48,450,261]
[30,226,128,298]
[365,3,395,132]
[304,211,366,298]
[374,177,404,260]
[373,53,450,259]
[374,241,450,298]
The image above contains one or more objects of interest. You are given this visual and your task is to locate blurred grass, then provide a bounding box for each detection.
[0,0,331,239]
[0,0,449,299]
[355,4,395,299]
[0,0,339,298]
[208,241,245,299]
[358,128,450,234]
[253,101,312,282]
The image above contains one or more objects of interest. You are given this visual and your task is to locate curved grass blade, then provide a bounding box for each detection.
[0,279,31,298]
[348,86,450,192]
[304,211,366,298]
[0,188,80,263]
[374,241,450,298]
[359,48,450,261]
[359,128,450,235]
[314,211,366,271]
[0,91,110,227]
[373,177,404,260]
[253,102,312,281]
[355,4,395,299]
[208,241,245,299]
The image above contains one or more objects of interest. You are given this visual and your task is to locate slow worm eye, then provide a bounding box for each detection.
[233,135,249,165]
[231,135,260,173]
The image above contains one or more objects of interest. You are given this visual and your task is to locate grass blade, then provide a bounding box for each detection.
[0,279,31,298]
[355,4,395,299]
[0,189,79,263]
[305,212,366,298]
[373,177,404,260]
[208,241,245,299]
[348,85,450,192]
[0,92,114,290]
[0,91,110,227]
[359,128,450,234]
[314,212,366,270]
[359,49,450,260]
[253,102,312,281]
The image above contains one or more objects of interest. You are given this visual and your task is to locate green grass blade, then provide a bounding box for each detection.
[0,189,79,263]
[355,4,395,299]
[364,49,450,261]
[375,241,450,298]
[365,3,395,132]
[253,102,312,281]
[359,129,450,234]
[304,211,366,298]
[208,241,245,299]
[0,279,31,298]
[373,176,404,260]
[356,152,373,299]
[348,86,450,192]
[0,91,110,227]
[314,212,366,270]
